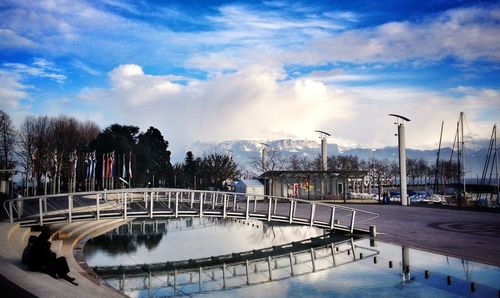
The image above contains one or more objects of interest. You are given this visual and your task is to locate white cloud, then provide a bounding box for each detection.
[2,58,67,83]
[298,6,500,64]
[0,28,36,49]
[75,64,499,155]
[0,70,30,109]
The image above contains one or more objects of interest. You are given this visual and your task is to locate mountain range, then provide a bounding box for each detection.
[173,139,494,179]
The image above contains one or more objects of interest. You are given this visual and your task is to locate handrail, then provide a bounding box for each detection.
[3,188,378,232]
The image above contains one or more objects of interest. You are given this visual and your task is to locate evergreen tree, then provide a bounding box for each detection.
[136,127,172,187]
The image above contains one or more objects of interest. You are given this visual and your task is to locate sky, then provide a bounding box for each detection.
[1,0,499,158]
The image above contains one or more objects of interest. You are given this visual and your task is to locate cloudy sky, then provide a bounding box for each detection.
[1,0,499,157]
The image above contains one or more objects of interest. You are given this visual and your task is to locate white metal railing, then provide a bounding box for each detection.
[3,188,378,232]
[95,237,379,296]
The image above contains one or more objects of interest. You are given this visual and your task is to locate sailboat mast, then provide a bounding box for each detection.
[461,112,466,196]
[495,124,499,205]
[434,121,444,194]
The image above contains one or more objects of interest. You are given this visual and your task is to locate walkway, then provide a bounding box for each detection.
[1,198,499,297]
[346,204,500,267]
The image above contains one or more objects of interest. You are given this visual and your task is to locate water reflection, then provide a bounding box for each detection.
[84,218,500,298]
[93,237,376,297]
[84,218,326,267]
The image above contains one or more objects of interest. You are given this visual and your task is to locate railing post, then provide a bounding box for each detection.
[331,243,336,265]
[96,194,100,220]
[233,194,237,209]
[175,192,179,218]
[273,198,277,214]
[245,260,250,285]
[199,267,203,292]
[150,192,154,218]
[168,192,171,209]
[39,198,44,226]
[68,195,73,223]
[310,248,316,272]
[212,193,216,210]
[253,196,257,212]
[190,192,194,209]
[9,201,13,223]
[267,198,272,221]
[310,203,316,226]
[199,193,204,218]
[123,194,127,219]
[330,206,336,229]
[223,194,227,218]
[350,210,356,233]
[245,194,250,220]
[350,238,356,260]
[267,256,272,281]
[289,199,294,224]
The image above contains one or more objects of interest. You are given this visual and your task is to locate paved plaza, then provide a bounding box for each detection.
[1,201,499,297]
[345,204,500,266]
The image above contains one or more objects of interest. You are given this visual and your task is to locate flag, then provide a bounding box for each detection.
[91,151,96,178]
[72,151,78,177]
[102,153,105,179]
[84,153,89,178]
[105,153,110,178]
[122,153,126,178]
[110,151,115,177]
[52,150,58,178]
[128,152,133,179]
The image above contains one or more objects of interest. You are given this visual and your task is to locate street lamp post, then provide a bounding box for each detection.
[389,114,411,206]
[260,143,270,172]
[315,130,331,200]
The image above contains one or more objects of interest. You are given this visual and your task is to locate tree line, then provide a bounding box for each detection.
[1,109,459,196]
[252,149,460,186]
[0,110,239,196]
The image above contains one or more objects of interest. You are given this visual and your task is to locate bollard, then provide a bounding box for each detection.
[369,225,376,238]
[373,257,377,264]
[470,282,476,292]
[447,276,452,285]
[389,261,393,268]
[359,253,363,259]
[424,270,429,279]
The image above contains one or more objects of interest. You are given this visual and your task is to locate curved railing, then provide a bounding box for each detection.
[93,237,379,296]
[3,188,378,233]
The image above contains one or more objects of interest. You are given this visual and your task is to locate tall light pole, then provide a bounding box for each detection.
[314,130,331,171]
[260,143,270,172]
[389,114,410,206]
[315,130,331,200]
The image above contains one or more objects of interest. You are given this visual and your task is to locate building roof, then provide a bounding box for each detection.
[236,179,264,187]
[260,170,368,179]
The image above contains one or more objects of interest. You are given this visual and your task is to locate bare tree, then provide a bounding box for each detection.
[328,155,361,170]
[286,154,315,171]
[249,149,287,173]
[0,111,16,172]
[17,116,37,194]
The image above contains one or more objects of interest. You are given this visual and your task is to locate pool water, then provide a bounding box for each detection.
[84,218,500,297]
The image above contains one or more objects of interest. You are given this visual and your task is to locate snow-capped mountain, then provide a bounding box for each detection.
[172,139,491,178]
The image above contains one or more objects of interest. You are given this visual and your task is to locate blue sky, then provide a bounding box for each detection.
[1,0,499,155]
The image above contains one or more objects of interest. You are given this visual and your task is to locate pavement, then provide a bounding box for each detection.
[0,203,499,297]
[345,204,500,267]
